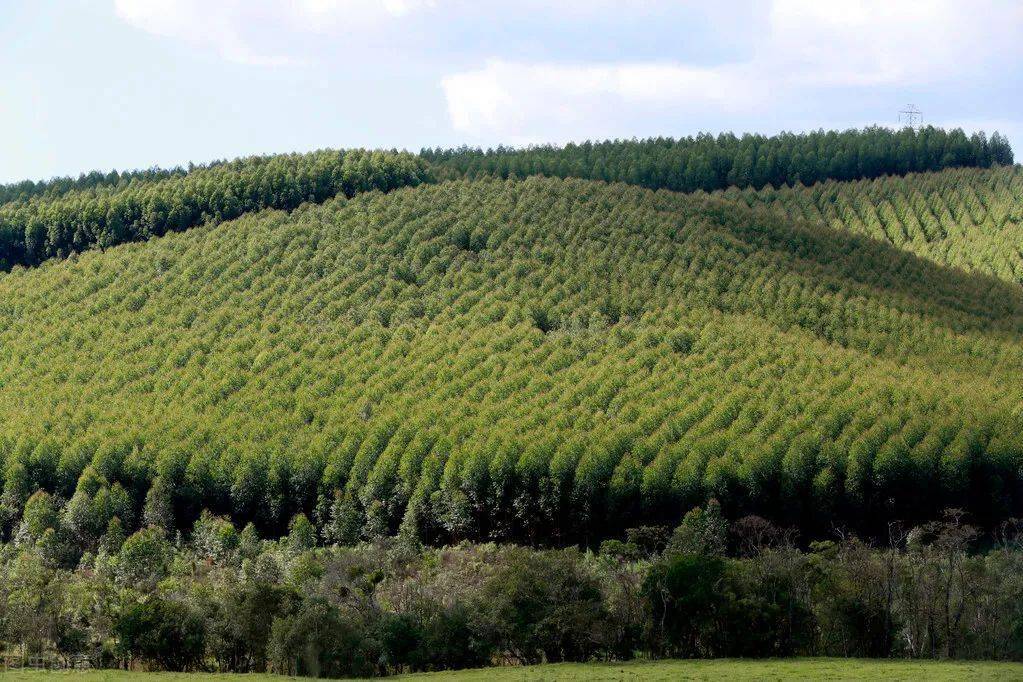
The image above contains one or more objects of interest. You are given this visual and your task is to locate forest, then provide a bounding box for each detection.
[0,149,431,269]
[1,172,1021,549]
[423,126,1014,193]
[0,127,1010,272]
[0,126,1021,673]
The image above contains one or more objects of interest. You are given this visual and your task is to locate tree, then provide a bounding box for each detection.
[115,597,205,671]
[22,490,58,540]
[643,553,729,657]
[268,597,375,678]
[287,513,316,554]
[477,547,609,664]
[666,500,728,557]
[117,527,171,589]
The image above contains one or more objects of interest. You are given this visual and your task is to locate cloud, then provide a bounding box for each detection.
[114,0,434,66]
[442,60,763,143]
[442,0,1023,141]
[767,0,1021,87]
[287,0,435,32]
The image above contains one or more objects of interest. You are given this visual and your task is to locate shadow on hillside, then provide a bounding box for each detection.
[686,193,1023,334]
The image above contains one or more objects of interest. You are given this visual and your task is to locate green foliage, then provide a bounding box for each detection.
[3,514,1023,674]
[721,165,1023,286]
[287,513,316,554]
[425,127,1012,193]
[114,597,206,671]
[477,547,611,664]
[0,166,187,206]
[22,490,58,540]
[268,597,375,678]
[0,172,1020,544]
[0,149,432,269]
[643,553,729,656]
[116,527,171,588]
[666,500,728,557]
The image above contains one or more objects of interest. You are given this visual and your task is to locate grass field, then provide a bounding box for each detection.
[6,659,1023,681]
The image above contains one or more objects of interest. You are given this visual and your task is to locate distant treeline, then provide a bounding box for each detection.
[423,126,1014,193]
[0,149,432,269]
[0,127,1013,271]
[0,167,188,205]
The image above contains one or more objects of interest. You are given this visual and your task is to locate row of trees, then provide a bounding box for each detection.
[3,503,1023,675]
[0,149,432,269]
[424,127,1014,194]
[0,166,189,206]
[722,166,1023,285]
[0,176,1020,545]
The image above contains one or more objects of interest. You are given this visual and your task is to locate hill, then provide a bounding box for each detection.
[1,172,1021,544]
[1,127,1009,275]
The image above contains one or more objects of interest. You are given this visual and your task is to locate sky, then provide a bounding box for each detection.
[1,0,1021,184]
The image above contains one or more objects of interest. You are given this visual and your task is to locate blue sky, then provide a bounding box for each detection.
[1,0,1021,184]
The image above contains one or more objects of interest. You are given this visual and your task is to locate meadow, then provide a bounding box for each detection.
[7,658,1023,681]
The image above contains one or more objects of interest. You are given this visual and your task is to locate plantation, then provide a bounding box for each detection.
[1,171,1022,546]
[424,127,1013,193]
[0,149,431,269]
[723,165,1023,284]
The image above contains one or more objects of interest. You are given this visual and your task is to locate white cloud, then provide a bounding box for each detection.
[442,60,763,143]
[442,0,1023,141]
[767,0,1021,87]
[286,0,435,32]
[114,0,434,66]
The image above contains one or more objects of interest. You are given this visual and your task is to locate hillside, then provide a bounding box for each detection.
[0,149,430,269]
[721,166,1023,284]
[1,172,1021,544]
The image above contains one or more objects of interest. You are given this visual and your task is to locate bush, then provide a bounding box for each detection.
[477,547,609,664]
[268,597,376,678]
[115,597,205,671]
[642,553,729,657]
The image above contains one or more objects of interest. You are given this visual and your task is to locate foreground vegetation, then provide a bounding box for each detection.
[7,658,1023,680]
[4,503,1023,675]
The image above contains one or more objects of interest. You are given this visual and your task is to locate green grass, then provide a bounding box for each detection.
[6,658,1023,681]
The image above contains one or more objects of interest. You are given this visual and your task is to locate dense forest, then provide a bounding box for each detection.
[0,166,188,206]
[0,127,1021,674]
[0,149,431,269]
[721,166,1023,284]
[1,172,1021,556]
[424,127,1014,193]
[0,127,1011,274]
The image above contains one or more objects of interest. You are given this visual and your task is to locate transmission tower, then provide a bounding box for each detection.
[898,104,923,129]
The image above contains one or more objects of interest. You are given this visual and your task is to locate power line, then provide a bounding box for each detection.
[898,104,923,129]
